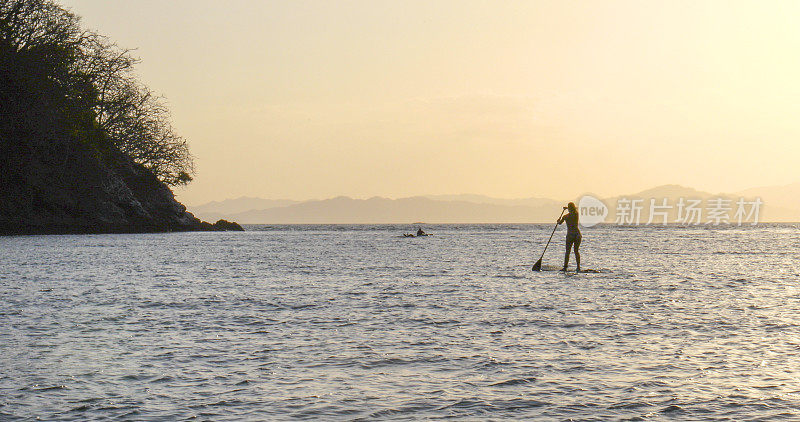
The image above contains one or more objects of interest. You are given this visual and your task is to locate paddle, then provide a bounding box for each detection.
[532,208,566,271]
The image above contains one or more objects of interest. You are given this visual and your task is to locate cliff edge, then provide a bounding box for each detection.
[0,135,241,235]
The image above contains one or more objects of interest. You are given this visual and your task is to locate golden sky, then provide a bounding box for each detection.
[61,0,800,204]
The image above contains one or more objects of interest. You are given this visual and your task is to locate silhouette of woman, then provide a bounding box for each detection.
[557,202,581,272]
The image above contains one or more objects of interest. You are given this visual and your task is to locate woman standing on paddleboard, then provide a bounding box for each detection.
[557,202,581,272]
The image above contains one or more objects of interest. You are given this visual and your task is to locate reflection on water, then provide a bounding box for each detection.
[1,224,799,420]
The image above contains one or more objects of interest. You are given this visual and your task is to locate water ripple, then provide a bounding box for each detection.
[1,225,799,420]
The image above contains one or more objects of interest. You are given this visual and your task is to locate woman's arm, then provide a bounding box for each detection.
[557,206,568,224]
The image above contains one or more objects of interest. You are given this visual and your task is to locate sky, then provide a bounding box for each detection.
[60,0,800,205]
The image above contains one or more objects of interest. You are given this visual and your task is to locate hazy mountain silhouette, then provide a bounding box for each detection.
[604,184,798,223]
[736,182,800,213]
[189,183,800,223]
[190,197,299,222]
[188,196,560,224]
[220,196,559,224]
[624,184,710,199]
[422,194,563,208]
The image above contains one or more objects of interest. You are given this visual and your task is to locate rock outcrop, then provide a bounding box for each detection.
[0,137,240,235]
[203,219,245,231]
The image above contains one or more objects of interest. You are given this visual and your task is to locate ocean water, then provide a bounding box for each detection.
[1,224,800,421]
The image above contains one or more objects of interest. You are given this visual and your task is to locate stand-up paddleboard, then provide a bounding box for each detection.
[533,265,606,273]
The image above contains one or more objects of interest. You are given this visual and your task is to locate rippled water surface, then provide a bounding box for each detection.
[2,224,800,420]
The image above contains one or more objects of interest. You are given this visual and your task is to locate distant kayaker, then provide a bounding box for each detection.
[416,227,426,236]
[557,202,581,272]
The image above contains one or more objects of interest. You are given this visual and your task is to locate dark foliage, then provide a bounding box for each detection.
[0,0,194,186]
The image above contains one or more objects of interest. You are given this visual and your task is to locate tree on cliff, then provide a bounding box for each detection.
[0,0,194,186]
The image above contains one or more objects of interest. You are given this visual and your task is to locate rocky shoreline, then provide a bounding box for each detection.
[0,140,242,236]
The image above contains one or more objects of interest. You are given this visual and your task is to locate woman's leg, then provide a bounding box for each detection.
[563,237,573,270]
[573,236,582,272]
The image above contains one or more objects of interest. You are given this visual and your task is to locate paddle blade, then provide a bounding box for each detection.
[532,259,542,271]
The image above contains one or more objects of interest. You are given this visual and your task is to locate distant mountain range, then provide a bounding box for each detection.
[602,184,799,224]
[189,197,300,222]
[187,184,800,223]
